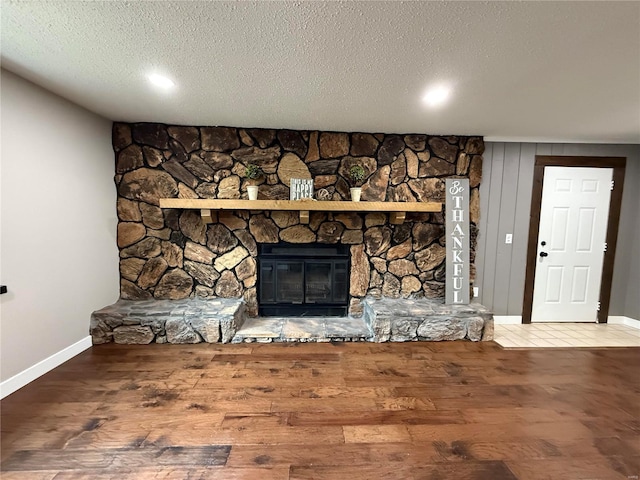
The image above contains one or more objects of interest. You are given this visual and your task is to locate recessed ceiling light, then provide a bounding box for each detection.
[148,74,175,89]
[422,86,451,107]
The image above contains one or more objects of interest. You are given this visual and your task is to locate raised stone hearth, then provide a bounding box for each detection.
[91,297,493,344]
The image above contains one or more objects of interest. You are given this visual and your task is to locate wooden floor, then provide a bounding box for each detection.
[1,341,639,480]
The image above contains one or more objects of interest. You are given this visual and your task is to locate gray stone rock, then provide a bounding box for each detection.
[390,318,419,341]
[190,316,220,343]
[417,318,466,341]
[466,317,484,341]
[166,318,201,343]
[113,325,154,344]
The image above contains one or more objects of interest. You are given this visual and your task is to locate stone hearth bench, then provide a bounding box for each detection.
[363,297,494,342]
[91,298,245,344]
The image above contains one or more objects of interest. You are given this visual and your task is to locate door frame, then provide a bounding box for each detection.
[522,156,626,324]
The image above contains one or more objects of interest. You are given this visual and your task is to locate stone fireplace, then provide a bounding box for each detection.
[91,123,489,345]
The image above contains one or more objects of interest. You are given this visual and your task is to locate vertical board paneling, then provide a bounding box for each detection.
[492,143,522,314]
[475,142,493,300]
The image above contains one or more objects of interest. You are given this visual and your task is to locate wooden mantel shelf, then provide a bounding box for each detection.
[159,198,442,225]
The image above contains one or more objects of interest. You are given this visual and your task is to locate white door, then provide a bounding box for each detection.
[532,166,612,322]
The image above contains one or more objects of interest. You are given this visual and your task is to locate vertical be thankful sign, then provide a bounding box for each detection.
[446,179,470,304]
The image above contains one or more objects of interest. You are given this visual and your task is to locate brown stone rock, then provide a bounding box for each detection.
[259,184,289,200]
[401,276,422,296]
[341,229,363,244]
[184,241,215,264]
[116,145,144,174]
[278,153,311,186]
[412,223,444,249]
[120,237,161,259]
[168,138,188,163]
[349,244,369,296]
[184,260,220,287]
[236,256,256,282]
[309,212,327,231]
[420,157,456,177]
[280,225,316,243]
[319,132,349,158]
[146,228,171,240]
[408,178,445,202]
[219,213,247,230]
[361,165,390,201]
[195,285,214,298]
[249,215,279,243]
[349,297,364,317]
[119,168,178,206]
[218,176,241,199]
[120,279,153,300]
[364,226,391,256]
[405,149,419,178]
[382,273,401,298]
[206,224,238,254]
[247,129,276,148]
[377,135,405,165]
[184,156,215,182]
[277,130,307,158]
[201,152,233,170]
[313,175,336,188]
[154,269,193,299]
[113,123,132,151]
[390,154,407,185]
[113,325,154,344]
[308,159,340,176]
[388,259,419,277]
[201,127,240,152]
[162,159,199,189]
[465,136,485,155]
[139,203,164,229]
[393,224,412,244]
[168,126,200,153]
[164,210,180,231]
[390,184,416,202]
[334,177,350,199]
[271,211,299,228]
[243,287,258,316]
[387,239,412,260]
[235,229,258,256]
[365,213,386,228]
[370,270,383,289]
[142,146,164,167]
[404,135,426,151]
[317,222,344,244]
[161,241,183,268]
[215,270,242,297]
[178,183,199,199]
[470,188,480,224]
[469,155,483,188]
[338,157,377,186]
[350,133,379,156]
[214,246,249,271]
[417,150,431,164]
[179,210,206,244]
[117,198,142,222]
[428,137,458,163]
[120,258,146,282]
[457,153,471,175]
[166,318,201,344]
[370,257,387,273]
[334,213,362,229]
[239,129,254,146]
[231,146,281,173]
[415,243,446,271]
[138,257,169,289]
[305,131,320,162]
[423,280,445,298]
[195,183,217,198]
[132,123,169,149]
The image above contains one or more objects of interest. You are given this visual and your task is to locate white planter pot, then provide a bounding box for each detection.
[247,185,259,200]
[350,187,362,202]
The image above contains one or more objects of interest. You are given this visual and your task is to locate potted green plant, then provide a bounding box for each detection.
[348,164,366,202]
[244,163,263,200]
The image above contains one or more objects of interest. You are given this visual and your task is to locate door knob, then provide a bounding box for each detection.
[539,252,548,257]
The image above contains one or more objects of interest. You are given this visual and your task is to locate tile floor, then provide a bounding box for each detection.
[494,322,640,348]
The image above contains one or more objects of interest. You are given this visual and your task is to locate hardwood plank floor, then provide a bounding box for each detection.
[1,342,638,479]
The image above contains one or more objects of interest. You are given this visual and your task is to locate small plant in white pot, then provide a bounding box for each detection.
[348,164,366,202]
[244,163,263,200]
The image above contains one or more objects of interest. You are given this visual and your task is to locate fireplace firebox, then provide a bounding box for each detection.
[258,244,350,316]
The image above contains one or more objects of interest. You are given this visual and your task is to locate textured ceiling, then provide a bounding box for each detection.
[2,1,639,143]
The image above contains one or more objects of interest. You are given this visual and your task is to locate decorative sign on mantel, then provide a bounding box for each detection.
[290,178,314,200]
[446,178,470,304]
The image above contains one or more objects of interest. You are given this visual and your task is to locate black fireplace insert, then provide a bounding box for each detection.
[258,244,349,316]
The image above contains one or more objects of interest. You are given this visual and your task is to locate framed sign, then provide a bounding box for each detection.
[446,178,470,304]
[290,178,314,200]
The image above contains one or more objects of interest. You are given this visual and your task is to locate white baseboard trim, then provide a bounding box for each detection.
[608,316,640,329]
[0,336,92,399]
[493,316,522,324]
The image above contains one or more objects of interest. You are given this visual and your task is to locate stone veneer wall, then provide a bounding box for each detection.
[113,123,483,316]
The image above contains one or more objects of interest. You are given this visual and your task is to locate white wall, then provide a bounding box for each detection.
[0,69,119,387]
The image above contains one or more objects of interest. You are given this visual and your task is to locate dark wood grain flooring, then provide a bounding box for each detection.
[1,341,638,479]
